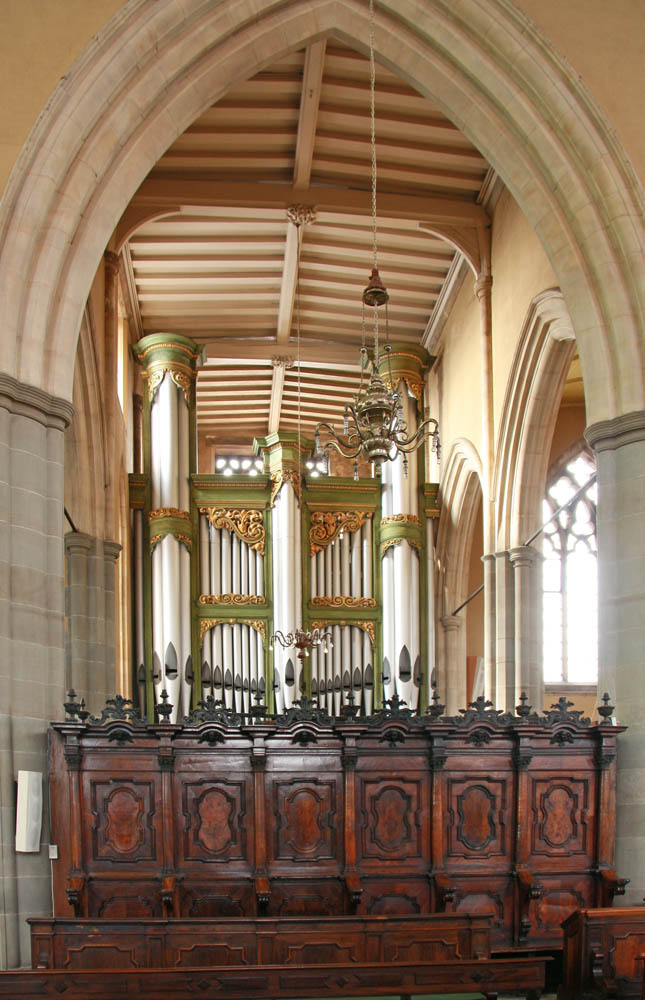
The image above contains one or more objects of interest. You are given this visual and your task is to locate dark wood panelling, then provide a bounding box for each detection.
[561,907,645,999]
[48,696,624,953]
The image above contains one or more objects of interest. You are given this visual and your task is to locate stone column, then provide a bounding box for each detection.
[0,373,74,968]
[509,545,543,711]
[482,552,497,703]
[495,550,515,711]
[440,614,466,715]
[586,411,645,906]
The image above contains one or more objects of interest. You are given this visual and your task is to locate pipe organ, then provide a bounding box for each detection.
[130,335,440,719]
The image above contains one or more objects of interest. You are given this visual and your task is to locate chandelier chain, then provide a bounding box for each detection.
[368,0,379,362]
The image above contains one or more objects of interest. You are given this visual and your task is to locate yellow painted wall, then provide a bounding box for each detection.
[434,273,482,460]
[0,0,124,194]
[490,188,558,434]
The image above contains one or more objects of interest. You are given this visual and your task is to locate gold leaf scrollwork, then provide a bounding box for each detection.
[311,620,375,645]
[198,594,266,606]
[381,537,420,555]
[199,618,267,643]
[150,531,192,551]
[270,470,302,508]
[149,508,191,522]
[200,507,265,555]
[380,513,423,528]
[311,596,377,609]
[309,511,371,555]
[143,362,195,405]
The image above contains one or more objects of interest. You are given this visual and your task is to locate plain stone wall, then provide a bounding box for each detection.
[0,375,73,967]
[587,412,645,906]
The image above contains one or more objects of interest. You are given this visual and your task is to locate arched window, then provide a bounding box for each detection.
[542,450,597,683]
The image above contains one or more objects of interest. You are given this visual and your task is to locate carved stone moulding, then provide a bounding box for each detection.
[199,507,265,555]
[309,510,371,555]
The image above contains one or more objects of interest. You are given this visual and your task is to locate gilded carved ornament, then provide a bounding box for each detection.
[199,618,266,643]
[380,513,422,528]
[149,507,191,522]
[381,537,421,554]
[311,596,377,609]
[311,620,375,645]
[383,373,424,408]
[199,507,265,555]
[198,594,266,606]
[150,532,192,550]
[270,469,302,508]
[142,362,195,405]
[309,511,371,555]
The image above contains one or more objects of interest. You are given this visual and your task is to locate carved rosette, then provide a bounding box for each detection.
[311,620,375,645]
[309,511,371,555]
[200,507,265,555]
[311,596,377,609]
[198,594,266,606]
[200,618,267,644]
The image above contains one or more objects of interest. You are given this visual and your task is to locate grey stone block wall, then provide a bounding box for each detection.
[0,374,74,967]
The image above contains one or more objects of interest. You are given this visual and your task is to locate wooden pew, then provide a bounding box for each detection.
[0,956,549,999]
[560,907,645,998]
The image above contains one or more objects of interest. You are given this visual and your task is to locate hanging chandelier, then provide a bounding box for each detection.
[313,0,440,481]
[269,212,333,664]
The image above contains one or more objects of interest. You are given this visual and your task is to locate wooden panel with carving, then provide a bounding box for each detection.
[528,775,595,867]
[86,879,162,919]
[357,774,428,867]
[445,775,510,868]
[181,881,255,918]
[360,878,429,916]
[528,876,594,944]
[86,778,160,868]
[266,879,346,917]
[446,876,514,950]
[561,907,645,1000]
[268,777,342,869]
[178,777,250,866]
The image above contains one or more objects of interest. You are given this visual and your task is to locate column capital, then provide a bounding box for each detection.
[0,372,74,430]
[103,540,123,563]
[104,249,120,277]
[440,614,463,633]
[509,545,540,568]
[377,341,435,409]
[133,333,204,404]
[65,531,94,555]
[474,273,493,301]
[585,410,645,453]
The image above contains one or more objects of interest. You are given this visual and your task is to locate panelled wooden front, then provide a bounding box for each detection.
[49,704,624,952]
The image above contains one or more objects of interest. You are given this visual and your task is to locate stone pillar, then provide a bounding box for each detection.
[586,411,645,906]
[509,545,543,712]
[440,614,466,715]
[494,550,515,711]
[482,552,497,703]
[0,373,74,968]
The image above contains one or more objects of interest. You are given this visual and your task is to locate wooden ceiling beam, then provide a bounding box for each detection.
[124,179,487,227]
[293,41,326,189]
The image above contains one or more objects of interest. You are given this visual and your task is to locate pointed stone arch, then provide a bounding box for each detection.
[494,288,577,550]
[0,0,640,425]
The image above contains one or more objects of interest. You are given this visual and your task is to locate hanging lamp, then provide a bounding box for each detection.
[313,0,440,481]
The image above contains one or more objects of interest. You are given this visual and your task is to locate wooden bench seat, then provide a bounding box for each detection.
[0,956,549,999]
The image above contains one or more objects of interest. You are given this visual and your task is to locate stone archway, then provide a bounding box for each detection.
[0,0,641,421]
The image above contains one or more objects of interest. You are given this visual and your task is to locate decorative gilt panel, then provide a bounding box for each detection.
[90,780,157,863]
[309,511,371,555]
[181,779,247,863]
[199,507,265,555]
[272,779,338,863]
[311,620,375,644]
[311,596,376,609]
[198,594,266,606]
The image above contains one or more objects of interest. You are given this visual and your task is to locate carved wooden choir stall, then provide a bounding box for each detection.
[0,692,628,998]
